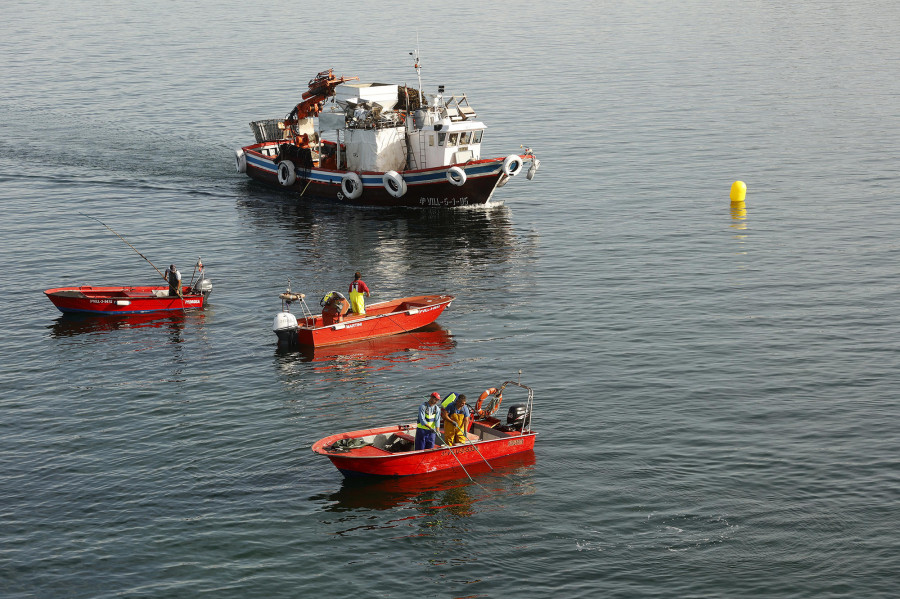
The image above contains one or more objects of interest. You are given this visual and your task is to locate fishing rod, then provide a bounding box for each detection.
[79,213,165,280]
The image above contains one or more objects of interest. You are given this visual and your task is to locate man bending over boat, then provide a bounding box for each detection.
[321,291,350,325]
[348,271,370,315]
[442,394,471,446]
[164,264,182,297]
[415,392,442,450]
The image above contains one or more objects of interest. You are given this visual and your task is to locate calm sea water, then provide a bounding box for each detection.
[2,1,898,597]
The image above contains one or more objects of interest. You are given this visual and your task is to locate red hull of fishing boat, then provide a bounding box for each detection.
[279,294,453,348]
[312,422,537,478]
[44,286,205,314]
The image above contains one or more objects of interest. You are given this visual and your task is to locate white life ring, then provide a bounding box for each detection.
[234,148,246,173]
[382,170,407,198]
[502,154,523,177]
[277,161,296,186]
[341,172,363,199]
[446,166,467,186]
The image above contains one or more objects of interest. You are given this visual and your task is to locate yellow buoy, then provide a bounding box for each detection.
[730,180,747,203]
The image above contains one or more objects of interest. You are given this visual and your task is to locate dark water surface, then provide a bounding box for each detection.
[2,1,898,597]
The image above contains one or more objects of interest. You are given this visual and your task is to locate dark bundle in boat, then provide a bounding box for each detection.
[397,86,423,112]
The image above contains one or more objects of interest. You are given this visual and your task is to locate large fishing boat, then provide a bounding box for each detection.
[273,285,453,348]
[235,58,539,208]
[312,380,536,478]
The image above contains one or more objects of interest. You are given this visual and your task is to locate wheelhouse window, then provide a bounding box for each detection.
[438,132,446,146]
[429,135,435,146]
[448,133,459,146]
[473,130,483,143]
[460,131,472,145]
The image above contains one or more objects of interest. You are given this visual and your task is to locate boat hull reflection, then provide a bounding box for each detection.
[320,451,536,511]
[285,323,454,362]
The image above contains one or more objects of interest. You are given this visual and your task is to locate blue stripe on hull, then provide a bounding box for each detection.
[56,307,189,315]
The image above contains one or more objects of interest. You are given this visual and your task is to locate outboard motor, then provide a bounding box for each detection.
[274,285,304,348]
[497,403,529,432]
[192,275,213,297]
[273,310,299,347]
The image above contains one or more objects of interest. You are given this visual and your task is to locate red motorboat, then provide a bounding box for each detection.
[273,286,454,348]
[312,380,536,478]
[45,278,212,315]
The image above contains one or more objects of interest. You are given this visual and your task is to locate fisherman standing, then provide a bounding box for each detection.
[415,392,442,450]
[442,394,471,446]
[348,271,370,315]
[164,264,182,297]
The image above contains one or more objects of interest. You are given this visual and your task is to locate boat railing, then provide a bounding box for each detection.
[499,379,534,434]
[250,119,292,143]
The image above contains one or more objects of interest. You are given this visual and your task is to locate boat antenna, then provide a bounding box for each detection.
[79,213,165,280]
[410,36,423,105]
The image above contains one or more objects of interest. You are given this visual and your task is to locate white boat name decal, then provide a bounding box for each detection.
[507,438,524,446]
[419,197,470,207]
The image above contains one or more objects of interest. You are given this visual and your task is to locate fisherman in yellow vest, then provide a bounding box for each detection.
[415,392,442,450]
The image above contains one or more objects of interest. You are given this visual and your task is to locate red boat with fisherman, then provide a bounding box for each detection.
[45,281,210,315]
[45,216,212,315]
[312,379,536,478]
[272,282,453,348]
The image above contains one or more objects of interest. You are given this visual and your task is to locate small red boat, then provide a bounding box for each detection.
[273,287,454,348]
[45,282,210,315]
[312,380,536,478]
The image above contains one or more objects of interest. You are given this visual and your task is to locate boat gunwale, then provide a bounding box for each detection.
[44,285,204,299]
[297,294,453,332]
[242,141,528,176]
[311,423,537,461]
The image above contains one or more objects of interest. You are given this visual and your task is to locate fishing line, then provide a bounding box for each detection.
[79,213,165,280]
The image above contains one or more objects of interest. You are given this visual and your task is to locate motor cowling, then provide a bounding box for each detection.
[498,403,529,432]
[273,311,299,347]
[192,277,213,297]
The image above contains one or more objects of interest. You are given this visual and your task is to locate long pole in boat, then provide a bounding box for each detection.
[428,425,474,483]
[79,213,165,280]
[443,414,493,471]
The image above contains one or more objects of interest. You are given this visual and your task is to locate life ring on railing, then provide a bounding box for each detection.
[234,148,246,173]
[502,154,523,177]
[277,161,296,186]
[447,165,467,186]
[341,172,363,199]
[382,170,407,198]
[474,387,503,418]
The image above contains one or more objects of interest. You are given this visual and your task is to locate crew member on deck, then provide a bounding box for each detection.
[442,394,471,446]
[415,392,442,451]
[321,292,350,325]
[164,264,182,297]
[348,271,370,315]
